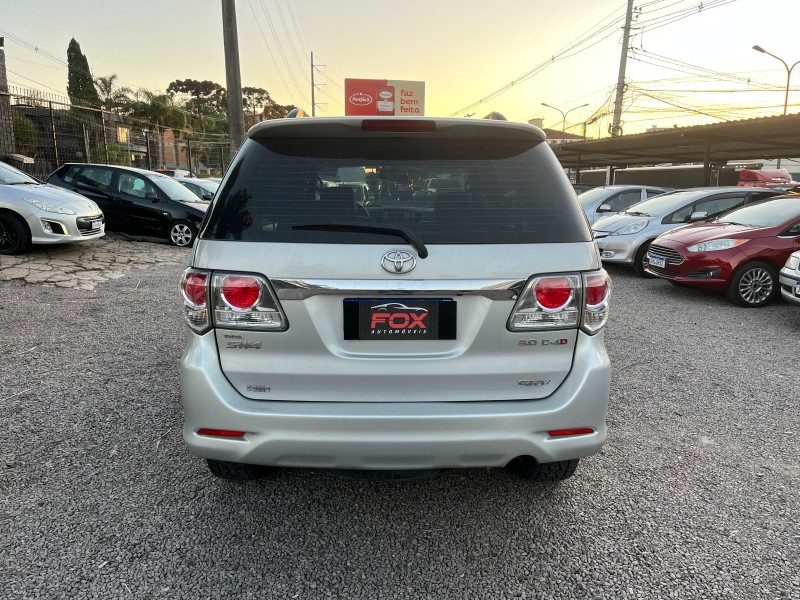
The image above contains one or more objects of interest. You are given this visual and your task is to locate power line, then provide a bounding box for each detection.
[448,1,630,116]
[256,0,310,105]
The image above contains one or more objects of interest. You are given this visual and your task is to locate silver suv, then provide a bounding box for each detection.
[180,117,611,482]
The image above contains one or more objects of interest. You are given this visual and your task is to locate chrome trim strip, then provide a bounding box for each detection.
[271,278,527,300]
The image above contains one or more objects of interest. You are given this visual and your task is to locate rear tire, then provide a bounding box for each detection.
[726,261,777,307]
[633,241,655,278]
[0,212,31,255]
[169,220,197,247]
[206,459,277,481]
[506,457,580,482]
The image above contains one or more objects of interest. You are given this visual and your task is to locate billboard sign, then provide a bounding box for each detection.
[344,79,426,116]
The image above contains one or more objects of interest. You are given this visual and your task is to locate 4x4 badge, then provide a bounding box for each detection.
[381,250,417,274]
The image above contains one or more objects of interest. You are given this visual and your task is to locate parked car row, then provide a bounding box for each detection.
[580,184,800,307]
[0,160,220,255]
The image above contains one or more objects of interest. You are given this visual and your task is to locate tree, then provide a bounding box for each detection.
[66,38,101,108]
[95,74,132,112]
[241,86,295,123]
[167,79,227,119]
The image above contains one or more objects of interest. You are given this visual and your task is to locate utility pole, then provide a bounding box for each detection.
[222,0,245,153]
[610,0,635,137]
[311,52,316,117]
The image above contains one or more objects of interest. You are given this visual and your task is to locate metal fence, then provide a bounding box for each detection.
[1,85,233,181]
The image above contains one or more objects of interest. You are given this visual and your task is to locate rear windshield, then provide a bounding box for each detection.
[202,137,590,244]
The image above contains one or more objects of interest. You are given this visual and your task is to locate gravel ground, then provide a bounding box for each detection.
[1,253,799,599]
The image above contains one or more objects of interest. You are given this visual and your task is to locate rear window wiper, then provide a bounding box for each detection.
[292,221,429,258]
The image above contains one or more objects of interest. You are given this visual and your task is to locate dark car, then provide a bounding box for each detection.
[646,195,800,306]
[48,164,208,247]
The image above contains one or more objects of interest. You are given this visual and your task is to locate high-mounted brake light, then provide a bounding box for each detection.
[361,119,437,133]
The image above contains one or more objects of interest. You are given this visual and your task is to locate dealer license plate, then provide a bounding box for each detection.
[648,255,666,268]
[343,298,456,341]
[795,282,800,296]
[91,219,102,230]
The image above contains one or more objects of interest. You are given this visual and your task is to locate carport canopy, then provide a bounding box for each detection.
[550,113,800,183]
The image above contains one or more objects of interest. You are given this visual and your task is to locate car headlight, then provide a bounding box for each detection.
[686,239,748,253]
[24,197,77,215]
[611,220,648,236]
[784,255,800,270]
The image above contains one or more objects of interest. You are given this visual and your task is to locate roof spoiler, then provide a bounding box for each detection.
[285,108,310,118]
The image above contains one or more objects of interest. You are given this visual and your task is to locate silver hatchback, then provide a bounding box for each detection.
[180,117,611,482]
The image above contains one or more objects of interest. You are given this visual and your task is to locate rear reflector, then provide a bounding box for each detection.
[196,428,246,438]
[361,119,437,133]
[548,428,595,437]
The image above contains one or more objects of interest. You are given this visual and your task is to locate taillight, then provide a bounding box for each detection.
[534,277,573,311]
[212,273,287,331]
[508,275,580,330]
[220,276,261,310]
[508,271,611,333]
[581,270,611,334]
[181,268,210,333]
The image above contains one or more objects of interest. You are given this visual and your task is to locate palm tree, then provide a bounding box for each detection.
[94,74,133,112]
[126,90,188,168]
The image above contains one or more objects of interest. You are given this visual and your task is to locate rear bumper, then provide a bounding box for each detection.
[180,330,610,470]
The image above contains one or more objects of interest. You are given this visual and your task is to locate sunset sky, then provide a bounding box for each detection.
[2,0,798,136]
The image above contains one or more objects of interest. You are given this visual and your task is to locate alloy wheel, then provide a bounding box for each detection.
[170,223,194,247]
[738,267,773,304]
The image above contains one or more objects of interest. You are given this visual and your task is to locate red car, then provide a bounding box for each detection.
[645,196,800,306]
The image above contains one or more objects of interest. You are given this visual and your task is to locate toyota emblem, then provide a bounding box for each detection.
[381,250,417,274]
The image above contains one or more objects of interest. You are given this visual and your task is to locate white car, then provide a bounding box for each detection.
[779,250,800,306]
[0,161,104,255]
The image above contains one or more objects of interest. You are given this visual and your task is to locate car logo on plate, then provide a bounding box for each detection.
[381,250,416,274]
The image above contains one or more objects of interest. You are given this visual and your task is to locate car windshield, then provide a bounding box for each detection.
[0,161,38,185]
[623,190,714,217]
[714,197,800,227]
[149,174,204,202]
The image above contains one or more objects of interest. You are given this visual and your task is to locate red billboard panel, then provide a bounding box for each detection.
[344,79,425,116]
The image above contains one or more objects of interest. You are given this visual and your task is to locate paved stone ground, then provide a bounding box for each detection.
[0,233,187,291]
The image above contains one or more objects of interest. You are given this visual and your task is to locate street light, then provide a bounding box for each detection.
[752,44,800,168]
[541,102,589,133]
